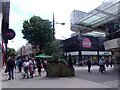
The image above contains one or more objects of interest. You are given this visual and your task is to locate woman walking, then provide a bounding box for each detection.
[29,58,36,78]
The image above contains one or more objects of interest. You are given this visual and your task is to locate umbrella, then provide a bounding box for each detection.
[34,54,53,58]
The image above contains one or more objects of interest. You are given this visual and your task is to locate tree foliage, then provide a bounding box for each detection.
[7,48,16,57]
[22,16,53,52]
[44,41,63,59]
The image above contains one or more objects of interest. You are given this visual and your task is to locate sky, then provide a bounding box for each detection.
[8,0,105,51]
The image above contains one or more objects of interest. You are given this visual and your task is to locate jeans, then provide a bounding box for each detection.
[8,68,14,79]
[24,68,29,78]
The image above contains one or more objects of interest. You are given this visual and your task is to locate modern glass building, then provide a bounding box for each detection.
[70,0,120,64]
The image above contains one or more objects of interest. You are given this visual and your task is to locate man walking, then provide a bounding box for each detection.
[7,57,15,80]
[87,59,92,73]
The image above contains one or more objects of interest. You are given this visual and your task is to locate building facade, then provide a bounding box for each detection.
[0,0,10,68]
[0,1,2,69]
[62,35,112,64]
[17,43,40,58]
[70,0,120,64]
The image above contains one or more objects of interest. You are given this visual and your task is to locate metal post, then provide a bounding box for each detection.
[52,13,65,40]
[53,13,55,40]
[5,40,8,64]
[97,37,99,62]
[78,35,82,63]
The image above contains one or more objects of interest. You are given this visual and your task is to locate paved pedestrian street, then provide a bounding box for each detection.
[1,65,119,88]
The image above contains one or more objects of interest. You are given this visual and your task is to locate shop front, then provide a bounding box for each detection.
[66,51,112,65]
[62,35,112,65]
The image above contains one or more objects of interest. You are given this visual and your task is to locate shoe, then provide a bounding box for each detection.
[30,76,33,78]
[8,78,11,80]
[27,77,29,79]
[39,73,41,76]
[12,77,14,79]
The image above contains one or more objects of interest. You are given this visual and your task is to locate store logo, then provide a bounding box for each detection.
[2,29,16,40]
[82,38,91,48]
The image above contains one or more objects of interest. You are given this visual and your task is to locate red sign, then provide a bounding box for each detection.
[82,38,91,48]
[4,32,14,36]
[2,29,15,40]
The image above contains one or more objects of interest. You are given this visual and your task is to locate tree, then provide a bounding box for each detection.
[44,41,63,60]
[22,16,53,53]
[7,48,17,57]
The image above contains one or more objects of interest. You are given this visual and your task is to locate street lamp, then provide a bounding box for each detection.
[76,34,83,62]
[52,13,65,40]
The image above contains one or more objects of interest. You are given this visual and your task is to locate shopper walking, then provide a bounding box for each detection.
[29,58,36,78]
[22,59,30,79]
[36,58,42,76]
[18,58,23,72]
[109,58,113,67]
[106,59,109,67]
[99,58,105,73]
[87,59,92,73]
[7,57,15,80]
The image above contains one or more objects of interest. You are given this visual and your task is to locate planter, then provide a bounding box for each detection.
[61,64,75,77]
[46,64,75,77]
[46,64,61,77]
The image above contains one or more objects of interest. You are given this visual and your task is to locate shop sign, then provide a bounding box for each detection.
[82,38,91,48]
[2,29,16,40]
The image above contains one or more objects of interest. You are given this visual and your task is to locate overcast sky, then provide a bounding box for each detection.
[8,0,104,51]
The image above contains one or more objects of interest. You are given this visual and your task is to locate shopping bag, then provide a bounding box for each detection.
[21,69,25,76]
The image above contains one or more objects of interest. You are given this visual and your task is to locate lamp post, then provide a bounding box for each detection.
[52,13,65,40]
[77,34,83,62]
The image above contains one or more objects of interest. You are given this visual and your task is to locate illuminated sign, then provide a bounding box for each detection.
[2,29,15,40]
[82,38,91,48]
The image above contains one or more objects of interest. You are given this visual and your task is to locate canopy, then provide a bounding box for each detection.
[78,0,119,28]
[34,54,53,58]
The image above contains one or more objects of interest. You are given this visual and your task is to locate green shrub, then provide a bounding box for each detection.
[47,60,58,64]
[58,59,67,64]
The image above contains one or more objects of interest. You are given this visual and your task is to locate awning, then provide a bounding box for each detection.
[77,0,120,28]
